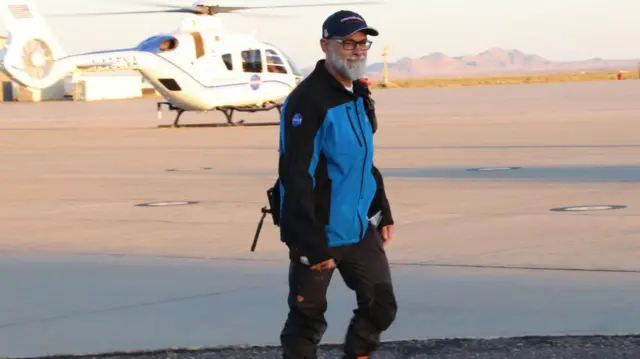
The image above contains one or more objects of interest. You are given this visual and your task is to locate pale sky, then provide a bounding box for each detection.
[1,0,638,69]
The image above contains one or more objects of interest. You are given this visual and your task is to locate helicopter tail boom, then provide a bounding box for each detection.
[0,0,71,89]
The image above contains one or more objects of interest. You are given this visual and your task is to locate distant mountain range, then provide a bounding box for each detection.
[301,48,639,79]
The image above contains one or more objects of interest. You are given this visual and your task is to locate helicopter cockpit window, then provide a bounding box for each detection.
[266,49,288,74]
[158,38,178,52]
[136,35,179,53]
[241,49,262,73]
[283,52,302,77]
[222,54,233,70]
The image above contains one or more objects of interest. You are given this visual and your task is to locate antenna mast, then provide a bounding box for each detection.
[381,46,389,87]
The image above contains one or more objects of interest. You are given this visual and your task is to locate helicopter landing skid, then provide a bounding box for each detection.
[156,102,282,128]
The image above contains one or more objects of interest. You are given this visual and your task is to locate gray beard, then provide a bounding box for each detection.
[328,50,367,81]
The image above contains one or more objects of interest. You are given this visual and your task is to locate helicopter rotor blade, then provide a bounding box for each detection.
[216,1,383,13]
[110,0,193,10]
[47,0,203,17]
[47,8,196,17]
[218,11,292,18]
[48,1,383,17]
[126,0,191,9]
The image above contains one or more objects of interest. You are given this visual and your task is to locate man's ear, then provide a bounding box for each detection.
[320,39,329,54]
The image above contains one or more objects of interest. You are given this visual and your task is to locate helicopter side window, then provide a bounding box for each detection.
[222,54,233,70]
[241,49,262,73]
[265,49,288,74]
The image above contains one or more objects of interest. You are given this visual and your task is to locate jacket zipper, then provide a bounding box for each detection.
[353,100,367,239]
[345,107,363,147]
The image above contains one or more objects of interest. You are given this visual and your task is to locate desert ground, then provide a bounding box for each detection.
[1,80,640,358]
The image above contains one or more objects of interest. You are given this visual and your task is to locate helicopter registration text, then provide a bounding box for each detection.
[86,55,140,71]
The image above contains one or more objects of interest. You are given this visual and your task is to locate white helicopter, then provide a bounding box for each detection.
[0,0,379,127]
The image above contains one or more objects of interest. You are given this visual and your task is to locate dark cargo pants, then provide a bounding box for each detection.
[280,223,398,359]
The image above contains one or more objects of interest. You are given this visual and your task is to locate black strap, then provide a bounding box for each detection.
[251,207,270,252]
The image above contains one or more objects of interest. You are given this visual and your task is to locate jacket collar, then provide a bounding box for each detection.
[313,59,369,98]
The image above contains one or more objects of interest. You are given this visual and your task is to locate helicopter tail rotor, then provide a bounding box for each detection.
[0,0,68,89]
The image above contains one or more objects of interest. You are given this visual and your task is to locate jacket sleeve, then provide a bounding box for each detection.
[369,165,394,228]
[278,98,330,266]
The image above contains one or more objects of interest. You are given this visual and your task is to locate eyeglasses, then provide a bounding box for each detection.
[333,39,373,51]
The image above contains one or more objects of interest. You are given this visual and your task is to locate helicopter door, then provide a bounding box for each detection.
[240,49,264,103]
[189,31,214,83]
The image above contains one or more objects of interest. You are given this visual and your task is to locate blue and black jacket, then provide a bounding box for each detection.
[276,59,394,266]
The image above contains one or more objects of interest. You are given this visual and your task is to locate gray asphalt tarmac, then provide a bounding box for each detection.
[2,80,640,358]
[3,252,640,358]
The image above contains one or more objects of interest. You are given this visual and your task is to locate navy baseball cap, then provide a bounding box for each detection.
[322,10,379,39]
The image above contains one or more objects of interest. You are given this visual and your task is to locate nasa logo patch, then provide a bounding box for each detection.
[292,113,303,127]
[249,74,261,91]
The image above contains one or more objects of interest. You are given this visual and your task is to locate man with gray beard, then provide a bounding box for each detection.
[275,9,398,359]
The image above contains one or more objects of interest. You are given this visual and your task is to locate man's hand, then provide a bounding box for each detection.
[380,224,393,246]
[310,258,336,271]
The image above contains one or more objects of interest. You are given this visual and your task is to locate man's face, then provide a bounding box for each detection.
[323,31,370,81]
